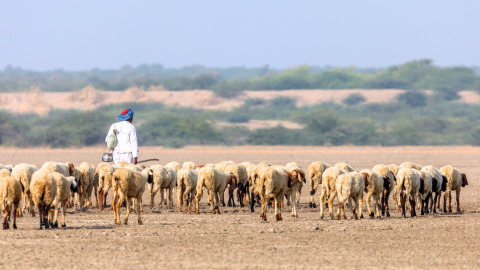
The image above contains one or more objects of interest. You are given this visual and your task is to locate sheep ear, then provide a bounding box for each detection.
[68,163,74,176]
[361,172,370,187]
[461,173,468,186]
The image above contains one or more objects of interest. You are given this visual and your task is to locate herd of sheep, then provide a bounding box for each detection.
[0,160,469,230]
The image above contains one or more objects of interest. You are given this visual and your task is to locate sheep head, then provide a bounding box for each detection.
[461,173,468,187]
[67,163,74,177]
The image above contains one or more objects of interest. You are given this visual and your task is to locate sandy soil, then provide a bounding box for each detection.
[0,146,479,269]
[1,88,478,115]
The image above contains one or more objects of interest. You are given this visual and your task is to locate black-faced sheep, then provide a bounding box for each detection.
[440,165,468,213]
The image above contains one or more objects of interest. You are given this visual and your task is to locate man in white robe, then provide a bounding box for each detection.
[106,108,138,165]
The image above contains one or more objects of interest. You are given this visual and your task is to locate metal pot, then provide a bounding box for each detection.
[102,153,113,162]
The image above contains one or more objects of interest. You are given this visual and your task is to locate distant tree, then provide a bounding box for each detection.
[397,91,427,107]
[342,93,366,106]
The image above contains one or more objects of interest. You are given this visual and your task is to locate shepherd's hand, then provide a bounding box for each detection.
[133,157,137,164]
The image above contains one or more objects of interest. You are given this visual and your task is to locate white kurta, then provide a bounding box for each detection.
[105,121,138,165]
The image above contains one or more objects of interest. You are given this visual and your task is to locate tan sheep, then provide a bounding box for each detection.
[96,162,116,210]
[400,162,423,170]
[372,164,395,217]
[334,162,355,172]
[166,162,181,172]
[256,166,290,221]
[307,161,331,209]
[111,168,149,225]
[421,165,444,213]
[176,168,198,213]
[359,169,384,219]
[413,169,432,215]
[440,165,468,213]
[149,165,176,209]
[0,177,23,230]
[335,172,365,220]
[319,167,346,219]
[30,170,57,229]
[11,163,38,217]
[41,161,71,177]
[195,167,236,215]
[0,169,11,177]
[49,172,76,228]
[223,162,241,207]
[182,161,196,170]
[248,163,271,212]
[396,168,421,218]
[76,162,95,209]
[285,162,305,205]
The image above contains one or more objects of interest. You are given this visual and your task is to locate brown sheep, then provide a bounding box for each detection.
[440,165,468,213]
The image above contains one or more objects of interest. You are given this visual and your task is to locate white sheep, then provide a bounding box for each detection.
[440,165,468,213]
[239,162,255,206]
[0,169,11,178]
[0,176,23,230]
[41,161,71,177]
[111,168,149,225]
[30,170,57,229]
[256,166,290,221]
[11,163,38,217]
[248,163,271,212]
[49,172,76,228]
[76,162,95,209]
[319,167,346,220]
[334,162,355,172]
[400,162,423,170]
[149,165,176,209]
[176,168,198,213]
[372,164,395,217]
[95,162,116,210]
[307,161,331,209]
[223,162,241,207]
[421,165,444,213]
[182,161,196,170]
[335,172,365,220]
[413,169,432,215]
[359,169,384,219]
[395,168,420,218]
[195,167,236,215]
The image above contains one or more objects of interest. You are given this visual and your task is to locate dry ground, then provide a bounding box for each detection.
[0,146,479,269]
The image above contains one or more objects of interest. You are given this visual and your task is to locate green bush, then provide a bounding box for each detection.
[226,113,250,123]
[397,91,427,107]
[342,93,366,106]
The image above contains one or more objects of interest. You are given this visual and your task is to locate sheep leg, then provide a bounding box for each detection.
[214,191,221,215]
[2,206,9,230]
[168,187,173,210]
[183,193,189,212]
[381,192,385,216]
[177,187,184,213]
[150,185,158,209]
[409,197,416,217]
[260,195,268,221]
[455,190,460,213]
[163,189,168,206]
[365,193,373,218]
[53,204,59,228]
[93,184,98,207]
[195,194,201,215]
[348,197,355,219]
[275,194,283,221]
[136,195,143,225]
[309,187,317,208]
[28,195,35,217]
[392,187,400,212]
[448,191,452,213]
[123,197,132,225]
[208,192,215,214]
[436,191,442,212]
[103,190,109,209]
[319,189,326,219]
[158,188,165,209]
[291,187,298,218]
[328,192,336,220]
[420,198,425,215]
[250,190,255,213]
[37,205,44,230]
[61,202,66,227]
[227,189,233,207]
[424,193,431,214]
[400,194,406,218]
[443,191,447,213]
[384,190,391,217]
[12,203,18,229]
[114,193,124,226]
[358,197,364,218]
[44,205,52,228]
[98,188,105,210]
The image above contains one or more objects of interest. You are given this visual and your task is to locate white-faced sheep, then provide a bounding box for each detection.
[48,172,77,228]
[149,165,175,209]
[0,177,23,230]
[335,172,365,220]
[372,164,395,217]
[440,165,468,213]
[396,168,421,218]
[177,168,198,213]
[359,169,384,219]
[307,161,331,209]
[400,162,423,170]
[111,168,149,225]
[182,161,196,170]
[11,163,38,217]
[96,162,116,210]
[319,167,346,219]
[421,166,445,213]
[195,167,236,215]
[30,170,57,229]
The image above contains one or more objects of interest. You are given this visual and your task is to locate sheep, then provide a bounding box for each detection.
[400,162,423,170]
[111,168,149,225]
[239,162,255,205]
[0,165,13,172]
[205,163,216,168]
[372,164,395,217]
[421,166,444,213]
[48,173,77,228]
[195,167,236,215]
[275,166,303,218]
[182,161,196,170]
[359,169,384,219]
[96,162,116,210]
[149,165,176,209]
[76,162,95,209]
[0,177,23,230]
[248,163,271,212]
[11,163,38,217]
[319,167,346,220]
[30,170,57,229]
[335,172,365,220]
[256,166,290,221]
[0,169,11,177]
[396,168,421,218]
[176,168,198,213]
[440,165,468,213]
[40,161,71,177]
[334,162,355,172]
[223,162,242,207]
[166,162,181,172]
[413,169,432,215]
[307,161,331,208]
[285,162,305,205]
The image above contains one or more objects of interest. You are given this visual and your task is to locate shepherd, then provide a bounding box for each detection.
[106,108,138,165]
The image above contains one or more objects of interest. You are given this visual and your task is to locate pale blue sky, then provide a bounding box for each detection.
[0,0,479,71]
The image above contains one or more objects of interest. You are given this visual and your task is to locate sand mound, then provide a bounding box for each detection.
[14,86,51,116]
[122,86,146,102]
[66,86,104,105]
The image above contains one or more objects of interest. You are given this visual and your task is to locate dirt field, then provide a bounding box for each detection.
[0,146,479,269]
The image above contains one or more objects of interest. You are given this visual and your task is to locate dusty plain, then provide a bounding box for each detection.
[0,145,479,269]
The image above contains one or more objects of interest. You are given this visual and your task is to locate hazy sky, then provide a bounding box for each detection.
[1,1,479,71]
